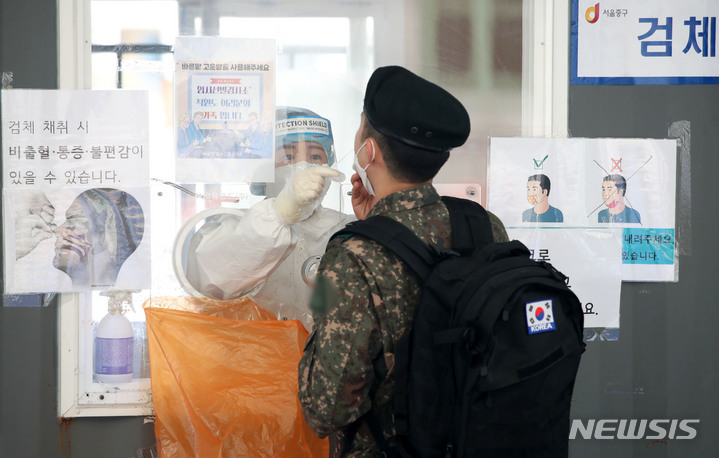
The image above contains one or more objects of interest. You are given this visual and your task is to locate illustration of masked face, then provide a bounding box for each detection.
[602,181,623,208]
[526,180,545,205]
[53,200,97,276]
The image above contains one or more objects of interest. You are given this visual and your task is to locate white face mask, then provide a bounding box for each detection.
[352,141,375,196]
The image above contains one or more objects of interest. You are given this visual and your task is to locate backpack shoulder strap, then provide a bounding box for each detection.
[441,195,494,252]
[334,216,436,281]
[333,196,494,278]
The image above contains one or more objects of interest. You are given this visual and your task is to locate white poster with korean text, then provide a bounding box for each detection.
[508,228,623,336]
[572,0,719,84]
[174,37,276,183]
[2,89,151,293]
[487,137,678,283]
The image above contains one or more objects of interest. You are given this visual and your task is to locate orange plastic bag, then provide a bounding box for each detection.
[144,296,328,457]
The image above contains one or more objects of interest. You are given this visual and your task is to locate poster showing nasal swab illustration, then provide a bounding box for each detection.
[1,89,151,293]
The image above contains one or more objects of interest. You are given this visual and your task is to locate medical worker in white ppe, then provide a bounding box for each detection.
[184,107,353,328]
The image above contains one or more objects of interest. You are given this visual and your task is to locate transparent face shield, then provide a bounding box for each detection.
[262,115,341,197]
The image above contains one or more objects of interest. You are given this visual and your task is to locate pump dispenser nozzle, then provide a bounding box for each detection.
[100,290,140,314]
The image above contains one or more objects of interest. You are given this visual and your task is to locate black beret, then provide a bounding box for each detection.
[363,66,470,153]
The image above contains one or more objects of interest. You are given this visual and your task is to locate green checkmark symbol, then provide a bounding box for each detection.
[533,155,548,168]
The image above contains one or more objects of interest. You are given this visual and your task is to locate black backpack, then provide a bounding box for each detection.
[334,196,585,458]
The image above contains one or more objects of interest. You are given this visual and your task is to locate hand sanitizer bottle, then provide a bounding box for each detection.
[94,291,134,383]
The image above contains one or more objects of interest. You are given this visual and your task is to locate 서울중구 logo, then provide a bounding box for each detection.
[586,2,600,23]
[526,299,557,335]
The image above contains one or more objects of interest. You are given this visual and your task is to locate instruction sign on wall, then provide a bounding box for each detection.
[488,137,678,282]
[2,90,151,293]
[488,137,678,339]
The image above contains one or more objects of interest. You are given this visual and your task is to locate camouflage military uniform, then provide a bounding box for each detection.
[298,183,508,457]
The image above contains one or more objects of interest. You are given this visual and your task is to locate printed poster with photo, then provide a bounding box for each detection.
[1,89,151,293]
[174,37,276,183]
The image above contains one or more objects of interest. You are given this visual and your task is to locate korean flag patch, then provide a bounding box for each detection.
[525,299,557,335]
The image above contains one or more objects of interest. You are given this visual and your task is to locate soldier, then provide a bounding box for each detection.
[298,66,509,457]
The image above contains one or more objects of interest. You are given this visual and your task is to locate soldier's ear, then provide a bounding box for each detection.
[367,138,385,167]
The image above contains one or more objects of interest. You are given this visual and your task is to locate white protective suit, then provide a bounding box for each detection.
[182,107,354,328]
